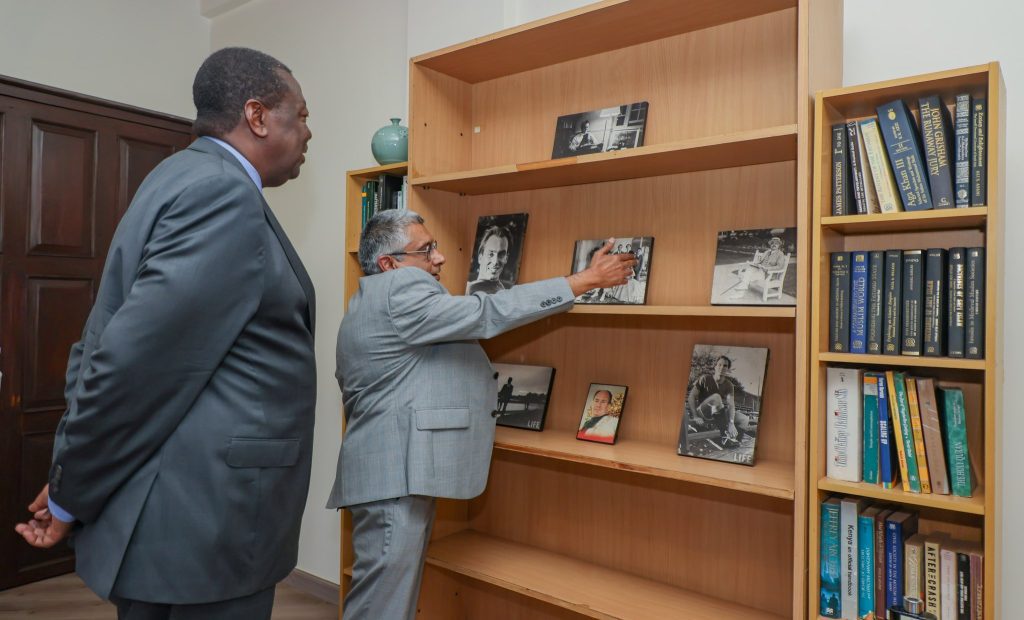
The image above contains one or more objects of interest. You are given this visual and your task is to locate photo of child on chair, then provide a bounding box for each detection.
[710,227,797,306]
[677,344,769,466]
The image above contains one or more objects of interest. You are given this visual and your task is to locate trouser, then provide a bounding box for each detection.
[111,585,275,620]
[343,494,437,620]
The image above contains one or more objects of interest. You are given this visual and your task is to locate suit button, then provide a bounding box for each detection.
[556,296,563,302]
[540,301,547,307]
[491,410,500,417]
[493,372,499,380]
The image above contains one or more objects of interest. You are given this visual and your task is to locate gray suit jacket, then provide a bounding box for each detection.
[49,138,317,604]
[327,267,573,509]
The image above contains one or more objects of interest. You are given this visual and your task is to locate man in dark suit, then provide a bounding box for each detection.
[14,47,316,620]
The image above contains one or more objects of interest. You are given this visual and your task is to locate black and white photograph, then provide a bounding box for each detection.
[571,237,653,305]
[550,101,649,159]
[576,383,628,445]
[677,344,769,466]
[710,227,797,305]
[492,363,556,432]
[465,213,528,295]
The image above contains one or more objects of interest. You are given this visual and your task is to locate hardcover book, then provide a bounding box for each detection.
[846,121,871,215]
[965,247,985,359]
[832,123,854,216]
[678,344,769,466]
[924,535,946,617]
[971,96,987,206]
[918,95,956,208]
[885,511,920,610]
[876,99,933,211]
[821,497,844,618]
[571,237,653,305]
[874,372,898,489]
[914,377,950,495]
[850,251,869,354]
[902,250,925,356]
[466,213,528,294]
[551,101,648,159]
[947,247,967,357]
[830,252,851,352]
[938,387,973,497]
[866,251,886,354]
[576,383,627,445]
[875,508,895,619]
[710,227,796,305]
[492,363,556,432]
[859,506,883,618]
[954,94,971,207]
[883,250,903,355]
[827,367,864,482]
[905,533,928,600]
[923,248,947,357]
[841,497,871,619]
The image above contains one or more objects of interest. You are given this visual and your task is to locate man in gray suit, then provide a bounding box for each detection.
[328,210,634,619]
[14,48,315,620]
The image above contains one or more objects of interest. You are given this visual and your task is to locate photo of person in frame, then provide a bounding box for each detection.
[466,213,528,294]
[576,383,628,444]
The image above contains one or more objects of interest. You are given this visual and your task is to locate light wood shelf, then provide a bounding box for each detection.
[568,304,795,318]
[411,125,797,195]
[816,478,985,516]
[821,206,987,234]
[494,427,795,499]
[816,352,986,370]
[425,530,787,620]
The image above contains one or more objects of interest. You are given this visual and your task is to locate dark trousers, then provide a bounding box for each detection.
[111,585,275,620]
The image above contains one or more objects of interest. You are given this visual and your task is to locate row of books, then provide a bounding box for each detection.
[359,174,408,229]
[820,497,983,620]
[831,93,987,215]
[827,368,973,498]
[829,247,985,358]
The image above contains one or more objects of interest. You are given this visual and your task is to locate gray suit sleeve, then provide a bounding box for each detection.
[50,175,265,523]
[388,267,573,346]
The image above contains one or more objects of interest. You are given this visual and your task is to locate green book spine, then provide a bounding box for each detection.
[940,388,973,497]
[862,374,880,484]
[892,372,922,492]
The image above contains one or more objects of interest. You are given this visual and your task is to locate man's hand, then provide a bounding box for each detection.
[567,238,637,297]
[14,484,73,548]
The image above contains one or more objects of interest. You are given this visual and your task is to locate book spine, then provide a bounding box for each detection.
[831,253,851,353]
[877,99,933,210]
[923,248,947,357]
[888,371,921,493]
[821,499,843,618]
[862,374,880,485]
[947,247,967,357]
[957,552,971,620]
[833,123,853,216]
[971,96,987,206]
[905,536,924,599]
[855,121,880,214]
[965,247,985,359]
[841,499,860,619]
[827,367,863,482]
[858,513,876,618]
[876,372,898,489]
[970,550,983,620]
[918,95,956,208]
[847,121,868,215]
[860,118,903,212]
[955,94,971,207]
[916,377,951,495]
[875,511,890,619]
[885,520,905,609]
[941,388,973,497]
[867,251,886,354]
[902,250,925,356]
[941,548,958,620]
[850,251,869,354]
[924,537,942,617]
[883,250,903,355]
[905,378,932,493]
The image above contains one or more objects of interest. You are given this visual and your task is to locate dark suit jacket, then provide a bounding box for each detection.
[49,138,317,604]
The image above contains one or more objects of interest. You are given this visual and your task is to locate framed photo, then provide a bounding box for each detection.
[576,383,628,445]
[710,227,797,306]
[570,237,653,305]
[466,213,528,295]
[677,344,769,466]
[492,363,556,432]
[551,101,649,159]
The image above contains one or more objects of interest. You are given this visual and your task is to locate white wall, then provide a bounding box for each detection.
[0,0,209,118]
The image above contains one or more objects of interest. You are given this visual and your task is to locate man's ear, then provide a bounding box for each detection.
[243,99,269,138]
[377,255,398,272]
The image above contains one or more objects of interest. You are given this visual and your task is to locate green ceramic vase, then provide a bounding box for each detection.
[370,117,408,165]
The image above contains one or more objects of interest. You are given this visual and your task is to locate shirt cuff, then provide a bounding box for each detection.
[48,497,75,523]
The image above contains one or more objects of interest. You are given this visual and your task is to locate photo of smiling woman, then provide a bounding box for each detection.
[466,213,529,294]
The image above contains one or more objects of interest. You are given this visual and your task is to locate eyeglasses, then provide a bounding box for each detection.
[390,240,439,259]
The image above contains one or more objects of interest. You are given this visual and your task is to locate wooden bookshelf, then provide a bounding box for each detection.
[340,1,842,617]
[808,64,1004,618]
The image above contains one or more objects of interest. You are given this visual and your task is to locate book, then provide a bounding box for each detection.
[947,247,967,357]
[918,95,956,209]
[970,96,987,206]
[492,363,556,432]
[938,387,973,497]
[905,532,927,600]
[941,544,958,620]
[886,371,921,493]
[924,535,945,617]
[859,117,903,213]
[874,507,894,619]
[827,367,864,482]
[841,497,870,619]
[966,543,983,620]
[957,549,971,619]
[874,372,898,489]
[832,123,854,216]
[859,506,883,618]
[877,99,933,211]
[866,251,885,354]
[830,252,851,352]
[551,101,648,159]
[846,121,869,215]
[821,497,844,618]
[883,250,903,355]
[902,250,925,356]
[914,378,950,495]
[885,511,919,610]
[862,374,880,485]
[965,247,985,359]
[923,248,947,357]
[850,251,869,354]
[954,94,971,207]
[466,213,529,294]
[904,378,932,494]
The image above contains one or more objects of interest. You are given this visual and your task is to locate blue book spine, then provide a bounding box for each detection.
[954,94,971,207]
[858,514,876,617]
[885,521,904,609]
[850,251,868,353]
[821,499,843,618]
[876,373,897,489]
[918,95,955,208]
[876,99,933,211]
[862,374,880,484]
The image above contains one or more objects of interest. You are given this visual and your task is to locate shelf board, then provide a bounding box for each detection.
[411,125,797,195]
[817,478,984,516]
[347,161,407,178]
[426,530,786,620]
[568,304,795,318]
[821,207,987,234]
[494,427,794,500]
[816,352,986,370]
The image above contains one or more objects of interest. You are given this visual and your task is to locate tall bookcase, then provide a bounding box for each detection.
[341,1,842,617]
[807,64,1004,617]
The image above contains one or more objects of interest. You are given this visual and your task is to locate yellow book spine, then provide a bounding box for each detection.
[860,118,903,213]
[886,370,912,492]
[905,378,932,493]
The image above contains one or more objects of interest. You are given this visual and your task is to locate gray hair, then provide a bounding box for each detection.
[358,210,425,275]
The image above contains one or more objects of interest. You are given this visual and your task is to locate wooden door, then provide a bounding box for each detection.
[0,77,192,590]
